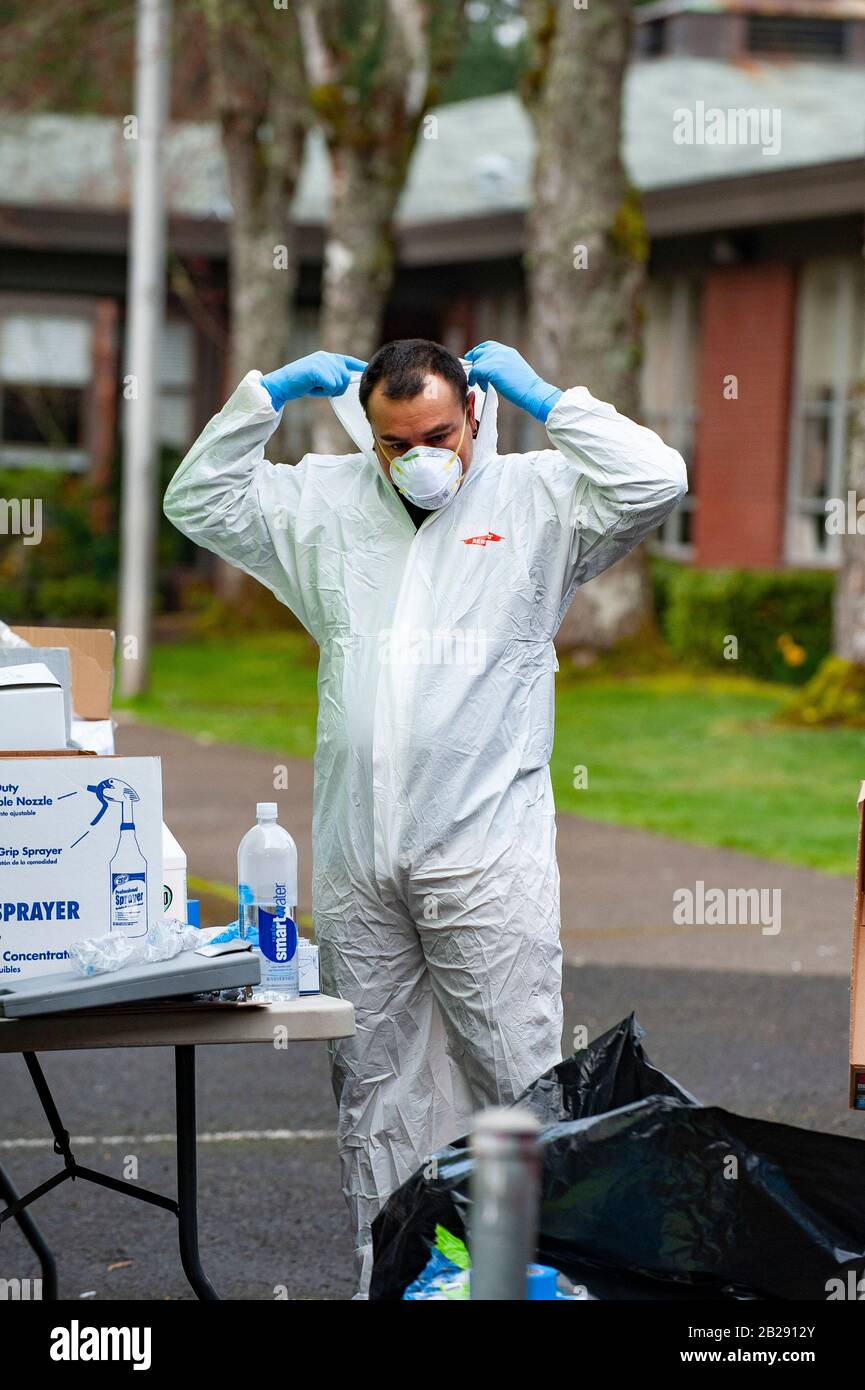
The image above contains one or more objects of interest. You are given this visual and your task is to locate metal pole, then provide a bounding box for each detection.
[117,0,172,697]
[469,1106,541,1300]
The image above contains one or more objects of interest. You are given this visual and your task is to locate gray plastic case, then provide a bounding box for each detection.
[0,943,260,1017]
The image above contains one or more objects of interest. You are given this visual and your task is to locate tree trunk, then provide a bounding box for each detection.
[311,146,404,453]
[319,156,399,361]
[222,117,301,387]
[524,0,652,653]
[299,0,466,454]
[202,0,306,597]
[833,233,865,661]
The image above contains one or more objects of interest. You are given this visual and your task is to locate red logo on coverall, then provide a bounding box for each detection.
[462,532,505,547]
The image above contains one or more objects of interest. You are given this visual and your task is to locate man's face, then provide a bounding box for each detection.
[368,374,477,491]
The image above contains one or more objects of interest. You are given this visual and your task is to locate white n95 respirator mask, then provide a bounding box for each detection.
[376,411,468,512]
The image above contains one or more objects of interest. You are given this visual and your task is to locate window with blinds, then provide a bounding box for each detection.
[0,308,94,469]
[640,275,702,557]
[786,256,865,566]
[747,15,847,59]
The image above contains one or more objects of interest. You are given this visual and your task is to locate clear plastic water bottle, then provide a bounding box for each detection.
[237,802,299,1000]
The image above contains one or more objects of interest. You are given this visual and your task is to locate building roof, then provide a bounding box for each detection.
[0,55,862,230]
[637,1,865,17]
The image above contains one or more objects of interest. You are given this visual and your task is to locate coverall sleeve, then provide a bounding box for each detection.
[538,385,688,596]
[162,368,316,635]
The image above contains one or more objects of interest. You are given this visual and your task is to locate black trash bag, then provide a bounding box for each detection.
[370,1014,865,1301]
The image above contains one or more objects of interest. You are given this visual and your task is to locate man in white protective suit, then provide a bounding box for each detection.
[163,337,688,1297]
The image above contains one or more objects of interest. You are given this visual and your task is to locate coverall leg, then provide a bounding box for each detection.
[318,778,565,1298]
[317,894,478,1299]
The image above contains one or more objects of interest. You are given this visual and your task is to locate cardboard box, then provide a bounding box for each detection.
[0,663,67,751]
[0,754,163,979]
[849,782,865,1108]
[0,647,72,740]
[6,625,116,753]
[11,626,114,720]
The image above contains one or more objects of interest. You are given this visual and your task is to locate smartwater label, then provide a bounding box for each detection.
[257,906,298,965]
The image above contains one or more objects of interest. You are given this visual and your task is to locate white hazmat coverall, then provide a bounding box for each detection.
[163,366,687,1296]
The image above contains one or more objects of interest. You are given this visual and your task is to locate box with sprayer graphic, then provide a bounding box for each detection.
[0,756,163,979]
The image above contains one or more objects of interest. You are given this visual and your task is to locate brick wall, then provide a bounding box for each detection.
[693,263,797,567]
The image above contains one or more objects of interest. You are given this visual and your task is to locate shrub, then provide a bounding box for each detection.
[34,576,116,621]
[648,554,681,634]
[660,563,834,685]
[775,655,865,726]
[0,442,185,626]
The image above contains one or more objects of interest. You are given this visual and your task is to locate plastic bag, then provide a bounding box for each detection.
[69,916,201,977]
[0,620,29,649]
[370,1014,865,1301]
[402,1225,582,1300]
[403,1227,471,1300]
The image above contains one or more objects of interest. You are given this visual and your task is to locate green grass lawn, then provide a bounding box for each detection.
[117,633,865,875]
[118,631,319,760]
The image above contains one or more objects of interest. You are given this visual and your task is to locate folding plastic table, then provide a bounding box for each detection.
[0,995,354,1299]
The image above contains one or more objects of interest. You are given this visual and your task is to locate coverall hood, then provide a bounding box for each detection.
[328,359,499,483]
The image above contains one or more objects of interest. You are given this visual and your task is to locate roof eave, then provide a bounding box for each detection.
[0,159,861,265]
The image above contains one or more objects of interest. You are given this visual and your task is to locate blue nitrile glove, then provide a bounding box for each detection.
[465,341,563,423]
[260,351,368,411]
[208,920,243,943]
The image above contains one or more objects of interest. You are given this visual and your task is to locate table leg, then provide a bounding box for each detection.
[174,1045,219,1301]
[0,1160,58,1300]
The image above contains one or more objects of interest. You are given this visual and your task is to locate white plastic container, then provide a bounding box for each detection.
[237,802,299,999]
[162,822,188,922]
[298,937,320,995]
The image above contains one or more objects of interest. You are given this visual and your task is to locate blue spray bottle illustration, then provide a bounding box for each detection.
[88,778,148,937]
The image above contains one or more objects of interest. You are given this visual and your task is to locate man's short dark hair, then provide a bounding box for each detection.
[359,339,467,415]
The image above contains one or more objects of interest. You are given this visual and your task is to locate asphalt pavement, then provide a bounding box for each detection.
[0,717,859,1299]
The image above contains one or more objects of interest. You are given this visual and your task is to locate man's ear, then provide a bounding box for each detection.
[467,391,479,438]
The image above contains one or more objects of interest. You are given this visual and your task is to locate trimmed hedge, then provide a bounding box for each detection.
[653,559,834,685]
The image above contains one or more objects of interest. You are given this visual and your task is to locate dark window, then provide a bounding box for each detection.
[644,18,667,57]
[0,305,94,468]
[1,385,84,449]
[747,16,847,59]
